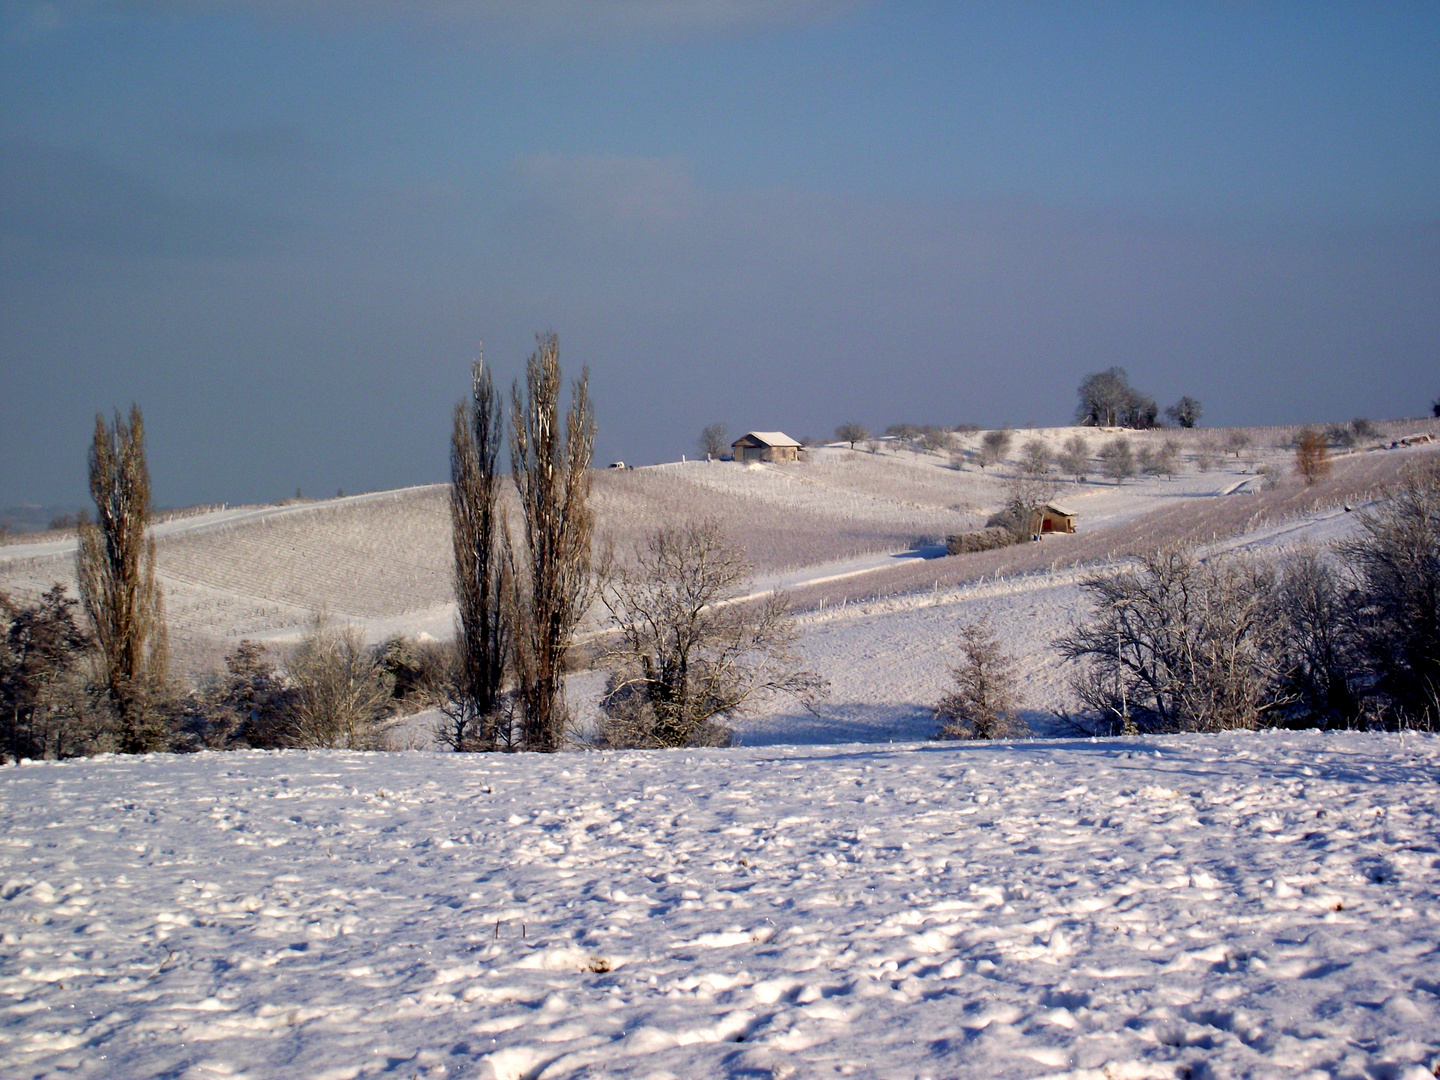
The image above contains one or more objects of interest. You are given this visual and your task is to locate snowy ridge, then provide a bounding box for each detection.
[2,733,1438,1079]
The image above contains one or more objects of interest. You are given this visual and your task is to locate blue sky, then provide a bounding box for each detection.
[2,1,1437,507]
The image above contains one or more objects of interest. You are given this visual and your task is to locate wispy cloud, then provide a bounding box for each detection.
[0,137,292,265]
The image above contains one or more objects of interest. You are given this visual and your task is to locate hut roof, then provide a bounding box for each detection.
[1044,502,1078,517]
[733,431,800,448]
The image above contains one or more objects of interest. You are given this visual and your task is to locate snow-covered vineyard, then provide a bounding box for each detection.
[3,733,1439,1080]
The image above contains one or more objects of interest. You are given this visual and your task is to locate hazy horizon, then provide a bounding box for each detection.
[3,2,1437,508]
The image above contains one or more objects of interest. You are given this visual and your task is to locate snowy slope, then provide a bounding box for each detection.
[3,734,1438,1079]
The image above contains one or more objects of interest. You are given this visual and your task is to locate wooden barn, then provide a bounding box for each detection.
[731,431,801,463]
[1036,502,1078,534]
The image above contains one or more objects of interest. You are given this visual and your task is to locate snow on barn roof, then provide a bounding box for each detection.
[1044,502,1078,517]
[733,431,801,448]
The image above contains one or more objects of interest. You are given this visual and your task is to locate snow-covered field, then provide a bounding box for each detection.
[3,734,1439,1079]
[5,423,1440,1077]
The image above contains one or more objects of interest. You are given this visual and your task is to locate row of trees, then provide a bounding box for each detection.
[451,337,821,751]
[447,334,594,752]
[936,462,1440,738]
[1057,463,1438,732]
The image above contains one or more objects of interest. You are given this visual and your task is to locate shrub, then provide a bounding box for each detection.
[1099,437,1136,484]
[1054,548,1289,733]
[283,620,392,749]
[1294,428,1331,485]
[597,520,826,748]
[935,618,1028,740]
[946,527,1016,555]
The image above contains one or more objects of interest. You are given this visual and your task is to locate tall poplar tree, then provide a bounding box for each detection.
[77,406,168,752]
[506,333,595,752]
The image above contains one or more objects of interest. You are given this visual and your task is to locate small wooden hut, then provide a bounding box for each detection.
[731,432,801,463]
[1036,502,1077,534]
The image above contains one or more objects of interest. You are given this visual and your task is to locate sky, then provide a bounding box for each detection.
[1,1,1437,510]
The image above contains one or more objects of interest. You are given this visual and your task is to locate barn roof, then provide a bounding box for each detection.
[1043,502,1078,517]
[733,431,800,448]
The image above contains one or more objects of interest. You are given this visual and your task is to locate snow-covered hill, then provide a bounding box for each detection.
[2,422,1436,737]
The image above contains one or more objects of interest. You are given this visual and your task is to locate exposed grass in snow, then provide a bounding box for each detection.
[2,734,1437,1079]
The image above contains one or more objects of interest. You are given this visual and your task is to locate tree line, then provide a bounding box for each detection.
[4,333,821,761]
[932,461,1440,739]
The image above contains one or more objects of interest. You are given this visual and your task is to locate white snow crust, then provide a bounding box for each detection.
[4,733,1438,1079]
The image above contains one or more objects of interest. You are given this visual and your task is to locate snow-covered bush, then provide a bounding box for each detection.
[1055,548,1289,734]
[934,618,1028,740]
[597,521,826,749]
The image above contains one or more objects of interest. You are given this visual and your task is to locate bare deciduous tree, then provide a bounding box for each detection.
[1098,437,1136,484]
[977,429,1012,470]
[506,333,596,752]
[1075,367,1132,427]
[597,520,826,748]
[918,426,953,455]
[1141,439,1179,480]
[448,356,510,751]
[76,406,168,753]
[934,618,1028,740]
[284,619,392,749]
[1275,550,1361,727]
[1020,438,1051,476]
[1225,430,1251,459]
[987,474,1058,541]
[1054,548,1290,733]
[1339,462,1440,726]
[1057,434,1090,481]
[1294,427,1331,485]
[698,422,729,460]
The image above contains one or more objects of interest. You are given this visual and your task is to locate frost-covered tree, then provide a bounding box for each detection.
[598,521,825,748]
[835,421,869,450]
[1057,434,1090,481]
[1142,439,1180,480]
[1165,396,1203,428]
[977,429,1012,470]
[1074,368,1130,427]
[1020,439,1051,476]
[284,620,392,749]
[1098,437,1136,484]
[0,585,93,761]
[1055,549,1289,733]
[698,422,728,460]
[1340,462,1440,726]
[935,618,1028,740]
